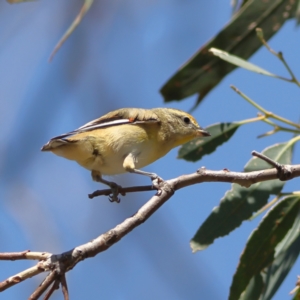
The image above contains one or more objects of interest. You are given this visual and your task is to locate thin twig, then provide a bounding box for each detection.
[43,278,60,300]
[61,274,69,300]
[0,251,50,261]
[249,195,280,220]
[0,265,45,291]
[88,163,300,200]
[0,250,30,260]
[231,85,300,129]
[89,185,155,199]
[28,271,57,300]
[49,0,94,61]
[252,150,294,181]
[252,151,280,168]
[2,160,300,297]
[256,28,300,86]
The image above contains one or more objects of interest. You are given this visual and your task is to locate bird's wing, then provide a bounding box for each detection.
[47,108,160,141]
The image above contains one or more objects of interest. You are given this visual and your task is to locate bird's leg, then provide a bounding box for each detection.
[128,168,164,194]
[123,153,164,190]
[126,168,164,190]
[91,170,122,203]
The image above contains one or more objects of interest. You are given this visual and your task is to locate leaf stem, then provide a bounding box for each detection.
[236,115,266,125]
[256,28,300,86]
[249,195,280,220]
[231,85,300,129]
[250,191,300,220]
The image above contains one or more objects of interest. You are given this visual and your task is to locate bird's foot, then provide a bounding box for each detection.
[107,182,123,203]
[149,173,164,192]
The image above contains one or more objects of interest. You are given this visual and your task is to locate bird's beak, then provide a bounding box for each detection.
[197,128,211,137]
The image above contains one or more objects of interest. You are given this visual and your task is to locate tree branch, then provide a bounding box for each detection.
[89,163,300,198]
[1,157,300,298]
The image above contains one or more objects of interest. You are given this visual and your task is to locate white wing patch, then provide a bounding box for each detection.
[78,119,130,131]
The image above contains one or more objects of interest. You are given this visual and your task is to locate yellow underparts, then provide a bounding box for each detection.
[49,123,175,176]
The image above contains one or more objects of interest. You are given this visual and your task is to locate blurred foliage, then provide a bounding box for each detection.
[7,0,94,60]
[174,2,300,296]
[7,0,34,3]
[3,0,300,299]
[49,0,94,61]
[160,0,298,107]
[169,1,300,298]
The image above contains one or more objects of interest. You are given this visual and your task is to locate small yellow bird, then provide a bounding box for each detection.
[42,108,210,201]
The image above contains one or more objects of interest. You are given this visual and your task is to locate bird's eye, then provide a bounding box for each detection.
[183,117,190,124]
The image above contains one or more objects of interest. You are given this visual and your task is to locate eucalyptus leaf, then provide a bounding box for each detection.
[190,142,293,252]
[229,195,300,300]
[161,0,297,105]
[261,210,300,300]
[209,48,277,77]
[239,217,300,300]
[238,274,264,300]
[178,122,240,162]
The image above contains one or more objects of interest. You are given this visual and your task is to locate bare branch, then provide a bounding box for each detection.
[29,271,57,300]
[90,164,300,199]
[252,150,281,168]
[252,150,293,181]
[1,158,300,298]
[0,265,45,291]
[43,278,60,300]
[89,185,155,199]
[61,274,69,300]
[0,251,51,261]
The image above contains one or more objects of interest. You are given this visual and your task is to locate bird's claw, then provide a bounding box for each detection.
[108,182,122,203]
[150,174,164,190]
[108,194,120,203]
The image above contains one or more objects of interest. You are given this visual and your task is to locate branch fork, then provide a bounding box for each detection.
[1,151,300,298]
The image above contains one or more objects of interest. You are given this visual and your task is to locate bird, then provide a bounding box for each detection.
[41,107,210,202]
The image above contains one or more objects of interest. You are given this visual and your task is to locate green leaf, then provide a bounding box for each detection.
[237,207,300,300]
[231,0,249,15]
[190,142,293,252]
[238,274,264,300]
[178,122,240,162]
[160,0,297,105]
[229,195,300,300]
[209,48,278,77]
[261,210,300,300]
[296,0,300,25]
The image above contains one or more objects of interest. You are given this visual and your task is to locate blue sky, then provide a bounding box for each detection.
[0,1,299,299]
